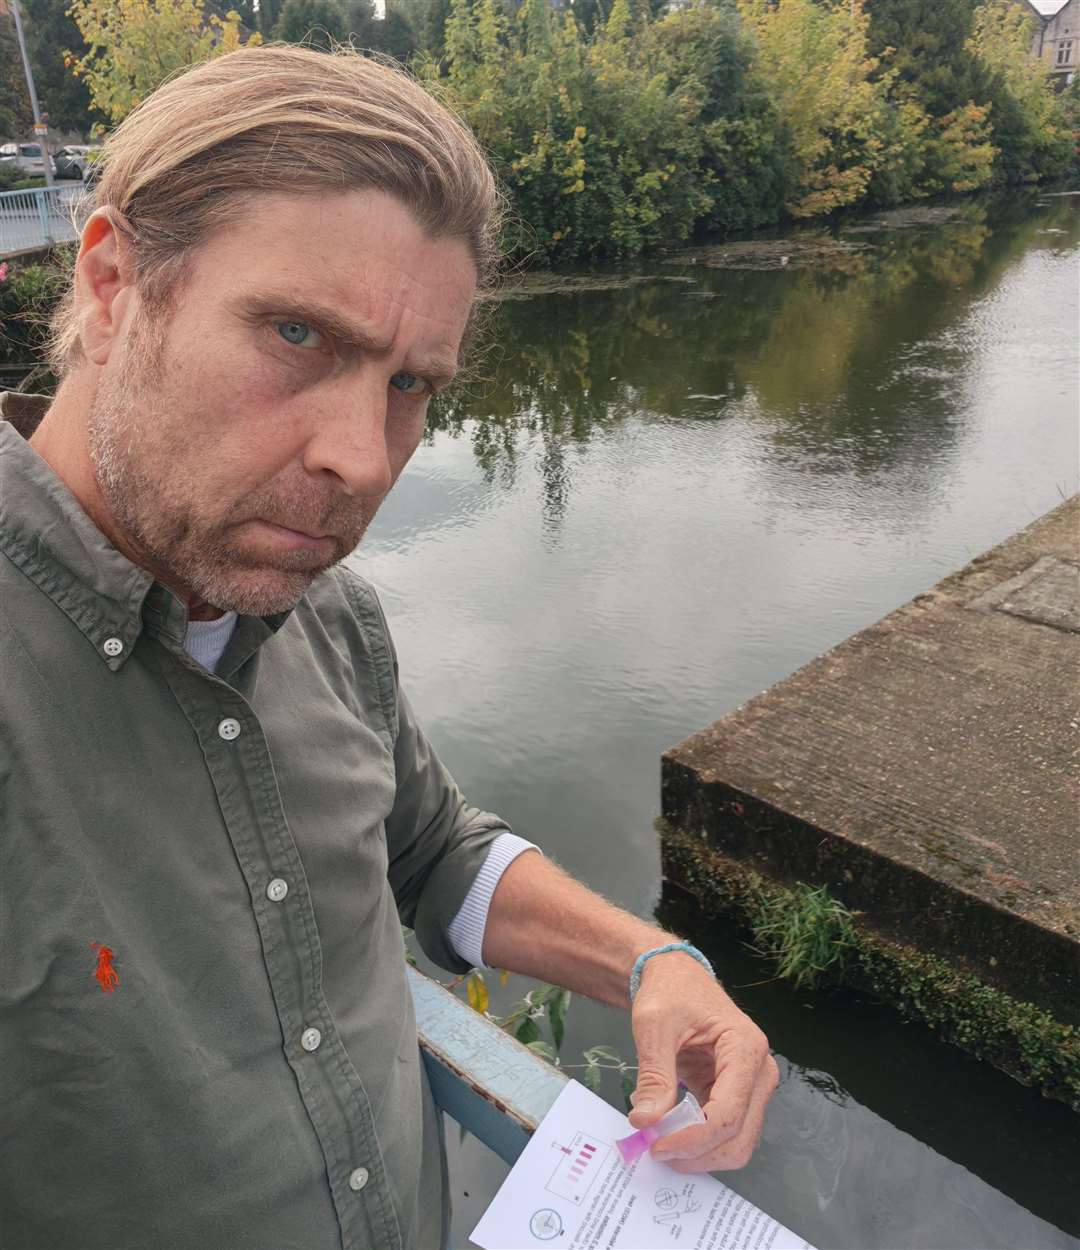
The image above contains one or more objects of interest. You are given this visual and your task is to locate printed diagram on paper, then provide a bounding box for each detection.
[546,1133,612,1205]
[650,1182,703,1241]
[470,1080,816,1250]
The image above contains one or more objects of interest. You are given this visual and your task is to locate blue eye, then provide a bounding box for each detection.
[276,321,322,349]
[391,371,428,396]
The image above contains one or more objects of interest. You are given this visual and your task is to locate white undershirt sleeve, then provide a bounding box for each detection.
[446,833,542,970]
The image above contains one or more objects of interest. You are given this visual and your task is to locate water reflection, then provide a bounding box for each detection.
[430,193,1077,524]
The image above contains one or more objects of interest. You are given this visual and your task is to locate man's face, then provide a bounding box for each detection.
[85,189,477,615]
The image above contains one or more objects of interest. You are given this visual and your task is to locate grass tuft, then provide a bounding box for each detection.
[750,881,855,989]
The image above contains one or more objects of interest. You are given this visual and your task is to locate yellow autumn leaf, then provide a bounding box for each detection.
[466,971,489,1014]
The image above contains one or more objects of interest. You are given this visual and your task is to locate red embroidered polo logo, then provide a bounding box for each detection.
[90,942,120,993]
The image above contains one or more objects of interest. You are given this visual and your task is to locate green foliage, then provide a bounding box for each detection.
[967,0,1073,184]
[866,0,986,119]
[429,0,769,262]
[21,0,100,135]
[364,9,419,60]
[0,254,67,390]
[395,0,449,55]
[1,13,34,139]
[737,0,889,217]
[273,0,349,46]
[750,881,855,989]
[0,162,24,192]
[452,970,636,1105]
[66,0,258,127]
[419,0,1072,260]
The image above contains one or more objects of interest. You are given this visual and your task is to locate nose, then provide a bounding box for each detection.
[300,386,393,498]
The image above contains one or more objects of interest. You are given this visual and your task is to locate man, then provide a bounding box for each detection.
[0,45,778,1250]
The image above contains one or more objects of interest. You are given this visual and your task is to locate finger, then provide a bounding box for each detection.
[665,1055,779,1173]
[628,1000,681,1128]
[698,1024,771,1144]
[653,1045,776,1162]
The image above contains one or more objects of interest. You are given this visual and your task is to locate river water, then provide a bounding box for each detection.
[349,190,1080,1249]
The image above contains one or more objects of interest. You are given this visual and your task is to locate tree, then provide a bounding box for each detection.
[865,0,986,118]
[20,0,99,135]
[365,9,419,60]
[272,0,348,46]
[650,2,788,233]
[344,0,376,41]
[967,0,1072,183]
[258,0,283,34]
[395,0,450,55]
[67,0,258,127]
[737,0,890,217]
[0,15,33,138]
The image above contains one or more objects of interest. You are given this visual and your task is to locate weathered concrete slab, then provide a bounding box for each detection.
[662,497,1080,1024]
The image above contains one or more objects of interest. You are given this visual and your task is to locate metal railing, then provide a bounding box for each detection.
[0,183,88,257]
[408,965,567,1164]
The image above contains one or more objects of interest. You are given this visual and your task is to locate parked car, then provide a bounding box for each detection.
[82,149,105,188]
[54,145,99,180]
[0,143,57,178]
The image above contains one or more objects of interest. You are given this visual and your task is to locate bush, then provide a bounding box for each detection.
[0,255,67,389]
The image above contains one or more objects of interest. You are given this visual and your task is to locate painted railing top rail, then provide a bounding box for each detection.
[407,964,567,1166]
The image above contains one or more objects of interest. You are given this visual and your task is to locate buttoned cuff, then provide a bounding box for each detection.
[445,833,541,970]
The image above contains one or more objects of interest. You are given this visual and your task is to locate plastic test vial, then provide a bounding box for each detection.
[615,1090,706,1165]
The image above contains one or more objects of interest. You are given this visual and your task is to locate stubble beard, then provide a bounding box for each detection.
[86,313,371,616]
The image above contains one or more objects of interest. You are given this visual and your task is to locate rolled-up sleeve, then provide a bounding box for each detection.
[384,685,512,971]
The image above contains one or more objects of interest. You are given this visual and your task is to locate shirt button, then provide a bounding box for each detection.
[301,1027,322,1052]
[217,717,242,741]
[267,878,289,902]
[102,637,124,657]
[348,1167,370,1192]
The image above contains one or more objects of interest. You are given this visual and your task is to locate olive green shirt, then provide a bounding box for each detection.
[0,393,510,1250]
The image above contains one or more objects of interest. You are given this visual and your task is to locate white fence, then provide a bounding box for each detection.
[0,184,88,257]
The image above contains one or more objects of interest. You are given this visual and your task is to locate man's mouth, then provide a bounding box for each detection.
[246,519,339,556]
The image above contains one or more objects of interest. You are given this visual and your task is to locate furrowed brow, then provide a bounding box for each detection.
[239,291,460,386]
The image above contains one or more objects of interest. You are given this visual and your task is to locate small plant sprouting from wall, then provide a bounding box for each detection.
[749,881,856,989]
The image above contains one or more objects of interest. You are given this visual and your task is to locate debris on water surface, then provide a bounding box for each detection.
[660,236,874,271]
[842,205,969,232]
[488,273,695,300]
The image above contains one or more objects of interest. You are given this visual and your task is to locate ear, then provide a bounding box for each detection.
[74,208,139,367]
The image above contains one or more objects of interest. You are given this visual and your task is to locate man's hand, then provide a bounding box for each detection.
[627,953,778,1172]
[482,853,778,1171]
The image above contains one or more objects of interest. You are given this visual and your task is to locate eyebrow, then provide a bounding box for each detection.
[236,290,462,388]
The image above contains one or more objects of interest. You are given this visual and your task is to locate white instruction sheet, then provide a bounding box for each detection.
[470,1080,814,1250]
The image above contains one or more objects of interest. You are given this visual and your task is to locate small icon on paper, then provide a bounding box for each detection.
[652,1182,702,1230]
[529,1208,563,1240]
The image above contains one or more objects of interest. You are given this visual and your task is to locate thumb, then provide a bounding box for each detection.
[628,1007,679,1129]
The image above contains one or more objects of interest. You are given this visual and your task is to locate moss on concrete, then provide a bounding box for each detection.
[658,819,1080,1111]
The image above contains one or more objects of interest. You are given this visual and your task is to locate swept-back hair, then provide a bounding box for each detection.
[50,44,502,377]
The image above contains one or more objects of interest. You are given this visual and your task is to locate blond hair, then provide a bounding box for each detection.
[50,44,502,377]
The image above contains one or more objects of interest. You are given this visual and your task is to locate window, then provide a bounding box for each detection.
[1057,40,1073,63]
[19,145,42,157]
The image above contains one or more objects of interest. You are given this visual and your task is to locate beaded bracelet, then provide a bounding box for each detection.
[629,942,715,1001]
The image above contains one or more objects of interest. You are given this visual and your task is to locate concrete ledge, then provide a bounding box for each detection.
[662,498,1079,1026]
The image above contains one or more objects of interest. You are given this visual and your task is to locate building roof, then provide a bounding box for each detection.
[1028,0,1070,17]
